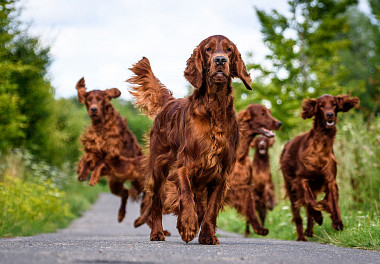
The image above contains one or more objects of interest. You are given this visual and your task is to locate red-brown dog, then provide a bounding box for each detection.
[76,78,144,223]
[225,104,281,237]
[244,135,276,236]
[280,94,359,241]
[128,35,252,244]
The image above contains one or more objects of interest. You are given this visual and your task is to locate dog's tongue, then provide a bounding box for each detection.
[258,128,275,138]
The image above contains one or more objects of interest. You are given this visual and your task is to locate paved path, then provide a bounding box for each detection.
[0,193,379,264]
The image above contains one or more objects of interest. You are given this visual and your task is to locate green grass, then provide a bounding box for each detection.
[0,175,106,237]
[218,201,379,251]
[218,113,380,251]
[0,149,108,238]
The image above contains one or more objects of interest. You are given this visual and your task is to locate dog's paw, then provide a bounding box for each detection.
[88,178,98,186]
[305,229,314,237]
[198,234,219,245]
[297,235,308,241]
[332,220,344,231]
[150,231,166,241]
[177,211,199,243]
[77,175,87,182]
[118,209,126,223]
[163,230,171,236]
[254,227,269,236]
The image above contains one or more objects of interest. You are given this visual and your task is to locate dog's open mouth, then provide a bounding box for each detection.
[259,149,267,154]
[257,128,275,138]
[215,70,224,76]
[326,120,335,126]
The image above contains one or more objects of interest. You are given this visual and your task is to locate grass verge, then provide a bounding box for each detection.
[0,149,108,237]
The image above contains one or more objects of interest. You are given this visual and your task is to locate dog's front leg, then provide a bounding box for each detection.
[88,160,106,186]
[198,180,227,245]
[177,166,199,243]
[77,156,90,181]
[301,178,321,210]
[326,178,344,230]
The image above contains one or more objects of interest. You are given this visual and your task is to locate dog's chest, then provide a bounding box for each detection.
[189,116,237,182]
[229,157,252,187]
[83,126,121,154]
[300,141,336,174]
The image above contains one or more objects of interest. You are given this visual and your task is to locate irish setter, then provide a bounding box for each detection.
[76,77,144,223]
[224,104,281,237]
[244,135,276,236]
[280,94,359,241]
[128,35,252,245]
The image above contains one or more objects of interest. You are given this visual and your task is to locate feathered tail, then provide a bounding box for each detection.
[127,57,174,119]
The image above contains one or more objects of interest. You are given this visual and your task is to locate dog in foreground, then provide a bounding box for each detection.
[128,35,252,244]
[76,78,144,223]
[280,94,359,241]
[224,104,281,237]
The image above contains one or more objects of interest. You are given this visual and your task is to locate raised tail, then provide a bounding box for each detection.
[127,57,174,119]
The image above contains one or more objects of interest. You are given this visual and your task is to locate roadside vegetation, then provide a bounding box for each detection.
[0,0,151,238]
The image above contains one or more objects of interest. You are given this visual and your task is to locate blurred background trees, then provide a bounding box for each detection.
[234,0,380,133]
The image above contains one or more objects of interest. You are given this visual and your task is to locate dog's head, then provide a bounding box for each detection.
[251,135,275,156]
[76,77,121,122]
[301,94,360,129]
[238,104,282,138]
[184,35,252,91]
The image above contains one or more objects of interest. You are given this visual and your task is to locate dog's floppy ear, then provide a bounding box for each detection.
[231,46,252,91]
[184,45,203,89]
[268,137,275,147]
[237,109,251,124]
[250,137,259,148]
[105,88,121,100]
[301,98,317,119]
[336,95,360,112]
[76,77,87,104]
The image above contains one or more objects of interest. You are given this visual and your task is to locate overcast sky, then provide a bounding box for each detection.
[20,0,370,100]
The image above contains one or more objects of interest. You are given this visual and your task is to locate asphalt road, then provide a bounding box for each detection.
[0,193,379,264]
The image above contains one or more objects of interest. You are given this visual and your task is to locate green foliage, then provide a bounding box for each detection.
[41,98,88,166]
[0,149,105,237]
[243,0,360,131]
[111,99,153,145]
[218,114,380,250]
[0,0,56,160]
[0,176,69,237]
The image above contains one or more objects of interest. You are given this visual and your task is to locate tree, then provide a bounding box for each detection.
[0,0,56,162]
[234,0,359,133]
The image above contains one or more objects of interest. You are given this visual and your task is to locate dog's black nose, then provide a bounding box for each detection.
[276,121,282,128]
[214,56,227,65]
[326,112,334,118]
[90,107,97,113]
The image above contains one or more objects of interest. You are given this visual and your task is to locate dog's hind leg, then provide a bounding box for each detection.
[245,191,269,236]
[108,180,129,223]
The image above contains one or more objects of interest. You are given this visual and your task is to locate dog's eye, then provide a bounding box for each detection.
[226,47,232,52]
[97,98,101,102]
[206,47,212,52]
[261,112,265,116]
